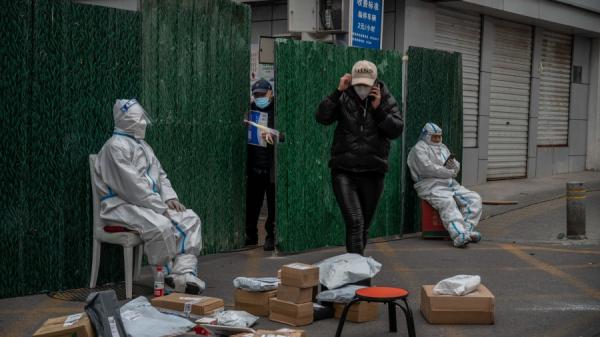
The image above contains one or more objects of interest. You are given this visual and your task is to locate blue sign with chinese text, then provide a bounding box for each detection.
[350,0,383,49]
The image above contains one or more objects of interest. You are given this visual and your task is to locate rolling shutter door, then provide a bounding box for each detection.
[537,31,572,146]
[434,8,481,148]
[487,20,533,180]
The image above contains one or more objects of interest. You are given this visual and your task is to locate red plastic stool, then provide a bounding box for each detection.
[421,200,449,239]
[334,287,416,337]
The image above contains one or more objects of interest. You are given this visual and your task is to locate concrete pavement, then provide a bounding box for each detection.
[1,172,599,337]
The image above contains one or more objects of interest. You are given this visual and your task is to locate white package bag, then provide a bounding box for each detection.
[316,285,366,303]
[215,310,259,327]
[433,275,481,296]
[233,277,279,292]
[316,253,382,289]
[120,296,196,337]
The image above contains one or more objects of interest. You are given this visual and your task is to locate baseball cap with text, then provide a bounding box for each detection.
[351,60,377,87]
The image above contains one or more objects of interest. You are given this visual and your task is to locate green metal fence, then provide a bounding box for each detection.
[403,46,464,233]
[141,0,250,254]
[0,0,250,299]
[0,0,141,298]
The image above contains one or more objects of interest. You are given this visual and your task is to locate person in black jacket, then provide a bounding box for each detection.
[246,79,281,251]
[316,60,403,255]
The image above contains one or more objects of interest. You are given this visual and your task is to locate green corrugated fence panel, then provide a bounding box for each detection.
[0,0,32,298]
[141,0,250,254]
[0,1,141,298]
[403,46,463,233]
[275,40,404,253]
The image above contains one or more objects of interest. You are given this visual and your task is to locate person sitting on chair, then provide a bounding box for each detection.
[407,122,482,248]
[93,98,205,294]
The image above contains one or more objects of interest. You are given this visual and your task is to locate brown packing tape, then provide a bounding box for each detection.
[33,314,95,337]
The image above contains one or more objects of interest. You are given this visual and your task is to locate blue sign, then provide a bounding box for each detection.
[350,0,383,49]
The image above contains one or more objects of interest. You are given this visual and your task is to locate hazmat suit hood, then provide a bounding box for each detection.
[113,99,151,140]
[420,122,442,146]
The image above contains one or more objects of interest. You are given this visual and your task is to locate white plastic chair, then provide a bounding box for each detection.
[89,154,144,299]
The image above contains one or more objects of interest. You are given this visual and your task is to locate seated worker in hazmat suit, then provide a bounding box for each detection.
[407,123,482,248]
[94,99,205,294]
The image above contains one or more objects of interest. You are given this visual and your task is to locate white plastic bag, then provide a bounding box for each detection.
[316,253,382,289]
[433,275,481,296]
[233,277,279,292]
[316,285,366,303]
[215,310,259,327]
[120,297,196,337]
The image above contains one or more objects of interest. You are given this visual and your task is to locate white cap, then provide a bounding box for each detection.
[351,60,377,87]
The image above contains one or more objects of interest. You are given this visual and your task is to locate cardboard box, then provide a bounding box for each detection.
[420,284,495,324]
[255,328,306,337]
[280,263,319,288]
[269,298,314,326]
[235,289,278,316]
[277,284,313,304]
[151,293,224,316]
[33,313,94,337]
[333,302,379,323]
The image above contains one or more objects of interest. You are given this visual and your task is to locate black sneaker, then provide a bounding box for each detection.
[263,235,275,251]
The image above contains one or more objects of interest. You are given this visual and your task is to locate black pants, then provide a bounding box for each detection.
[245,168,275,243]
[332,170,384,255]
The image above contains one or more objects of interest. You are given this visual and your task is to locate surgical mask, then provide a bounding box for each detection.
[255,97,271,109]
[135,119,147,139]
[425,134,442,146]
[354,85,371,100]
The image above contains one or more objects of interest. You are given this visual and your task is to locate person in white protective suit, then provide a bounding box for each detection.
[407,123,482,248]
[94,99,205,294]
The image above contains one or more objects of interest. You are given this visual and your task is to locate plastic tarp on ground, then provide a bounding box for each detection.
[274,40,405,253]
[403,47,463,233]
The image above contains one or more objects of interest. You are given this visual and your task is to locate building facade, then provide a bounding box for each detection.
[244,0,600,185]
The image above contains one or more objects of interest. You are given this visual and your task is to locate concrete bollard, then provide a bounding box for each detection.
[566,182,586,240]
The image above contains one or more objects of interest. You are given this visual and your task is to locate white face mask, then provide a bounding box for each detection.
[135,119,147,139]
[354,85,371,100]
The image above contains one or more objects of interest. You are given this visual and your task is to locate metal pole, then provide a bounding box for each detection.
[566,182,586,240]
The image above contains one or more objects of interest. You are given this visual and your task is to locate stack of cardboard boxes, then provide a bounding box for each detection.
[269,263,319,326]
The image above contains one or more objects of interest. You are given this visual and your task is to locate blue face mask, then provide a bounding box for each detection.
[255,97,271,109]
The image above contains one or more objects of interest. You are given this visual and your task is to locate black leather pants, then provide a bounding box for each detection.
[332,170,384,255]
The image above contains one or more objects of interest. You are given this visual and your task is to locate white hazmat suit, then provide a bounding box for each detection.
[94,99,205,293]
[407,123,482,247]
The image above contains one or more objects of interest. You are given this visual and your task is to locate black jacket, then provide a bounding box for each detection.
[315,80,403,173]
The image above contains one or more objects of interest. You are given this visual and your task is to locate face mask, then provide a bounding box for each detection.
[255,97,271,109]
[426,134,442,146]
[135,119,147,139]
[354,85,371,100]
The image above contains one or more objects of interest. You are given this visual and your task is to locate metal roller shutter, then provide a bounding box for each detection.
[538,30,572,146]
[434,8,481,148]
[487,20,533,179]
